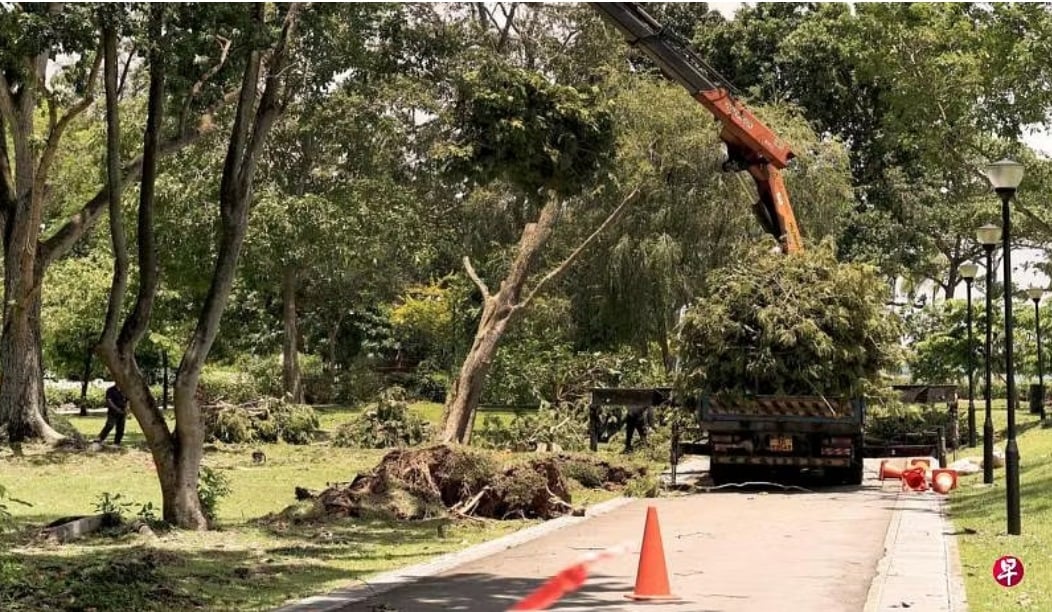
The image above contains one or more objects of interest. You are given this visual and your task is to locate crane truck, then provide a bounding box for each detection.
[588,3,865,485]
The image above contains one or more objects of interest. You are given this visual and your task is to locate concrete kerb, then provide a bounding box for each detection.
[863,483,969,612]
[275,495,636,612]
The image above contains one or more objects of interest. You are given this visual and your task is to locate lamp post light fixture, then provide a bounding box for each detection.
[986,158,1025,536]
[977,223,1001,485]
[1029,286,1046,421]
[960,262,980,447]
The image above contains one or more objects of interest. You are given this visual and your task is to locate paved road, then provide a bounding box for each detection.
[336,460,901,612]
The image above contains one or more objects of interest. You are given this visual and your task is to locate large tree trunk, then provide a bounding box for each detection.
[0,291,61,445]
[441,298,516,443]
[440,188,638,444]
[441,199,560,443]
[282,266,303,402]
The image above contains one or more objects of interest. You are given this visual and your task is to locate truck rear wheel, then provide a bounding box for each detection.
[827,461,864,486]
[709,460,740,485]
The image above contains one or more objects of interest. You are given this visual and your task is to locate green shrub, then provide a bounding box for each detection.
[333,387,431,448]
[242,352,332,403]
[561,460,605,488]
[332,358,386,405]
[44,384,107,410]
[199,366,262,405]
[198,466,231,524]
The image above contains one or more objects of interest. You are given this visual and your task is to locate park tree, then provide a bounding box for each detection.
[438,59,628,443]
[0,3,257,445]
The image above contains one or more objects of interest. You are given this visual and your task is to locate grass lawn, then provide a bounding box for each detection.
[0,401,628,611]
[948,400,1051,611]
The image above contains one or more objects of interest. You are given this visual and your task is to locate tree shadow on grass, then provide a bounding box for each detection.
[0,512,486,612]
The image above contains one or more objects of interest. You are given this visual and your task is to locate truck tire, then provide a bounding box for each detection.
[827,461,864,486]
[709,460,738,485]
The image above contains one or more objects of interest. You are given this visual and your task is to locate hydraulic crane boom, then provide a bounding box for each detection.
[590,2,804,253]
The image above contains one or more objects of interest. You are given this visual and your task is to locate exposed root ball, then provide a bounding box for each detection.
[306,446,636,521]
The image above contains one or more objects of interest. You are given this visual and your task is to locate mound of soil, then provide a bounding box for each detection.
[299,446,645,521]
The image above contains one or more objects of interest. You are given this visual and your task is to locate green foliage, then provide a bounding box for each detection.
[442,58,615,195]
[624,474,661,498]
[242,352,331,403]
[198,366,263,405]
[866,401,965,445]
[94,492,134,526]
[333,387,431,448]
[677,241,903,397]
[271,402,320,445]
[204,398,318,445]
[41,254,111,379]
[45,384,107,410]
[197,466,231,524]
[474,403,588,452]
[205,405,255,444]
[0,485,31,531]
[389,282,456,364]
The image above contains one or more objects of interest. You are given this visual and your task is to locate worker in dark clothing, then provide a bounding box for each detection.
[623,405,653,453]
[97,383,128,446]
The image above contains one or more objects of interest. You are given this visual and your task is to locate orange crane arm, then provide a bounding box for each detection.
[590,2,803,253]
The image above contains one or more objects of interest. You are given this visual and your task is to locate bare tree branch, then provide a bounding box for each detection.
[117,44,137,98]
[178,36,232,135]
[518,187,640,310]
[463,256,491,300]
[34,50,103,192]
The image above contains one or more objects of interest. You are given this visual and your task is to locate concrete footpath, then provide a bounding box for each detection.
[280,459,967,612]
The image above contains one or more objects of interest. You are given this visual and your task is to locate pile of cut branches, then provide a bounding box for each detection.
[676,241,902,397]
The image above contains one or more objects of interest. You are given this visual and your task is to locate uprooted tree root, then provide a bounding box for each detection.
[288,446,647,522]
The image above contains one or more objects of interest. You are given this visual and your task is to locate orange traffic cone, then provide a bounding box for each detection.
[908,457,932,471]
[626,506,680,601]
[879,460,904,481]
[901,467,928,492]
[931,469,958,494]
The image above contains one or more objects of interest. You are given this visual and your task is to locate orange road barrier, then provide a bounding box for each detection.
[931,469,958,494]
[508,545,629,610]
[879,460,904,481]
[901,466,928,492]
[626,506,681,602]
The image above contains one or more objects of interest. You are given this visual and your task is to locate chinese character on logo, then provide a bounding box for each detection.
[993,555,1025,587]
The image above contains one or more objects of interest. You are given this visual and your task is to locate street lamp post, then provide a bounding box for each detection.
[986,158,1025,536]
[1029,287,1046,421]
[978,224,1001,485]
[960,263,979,447]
